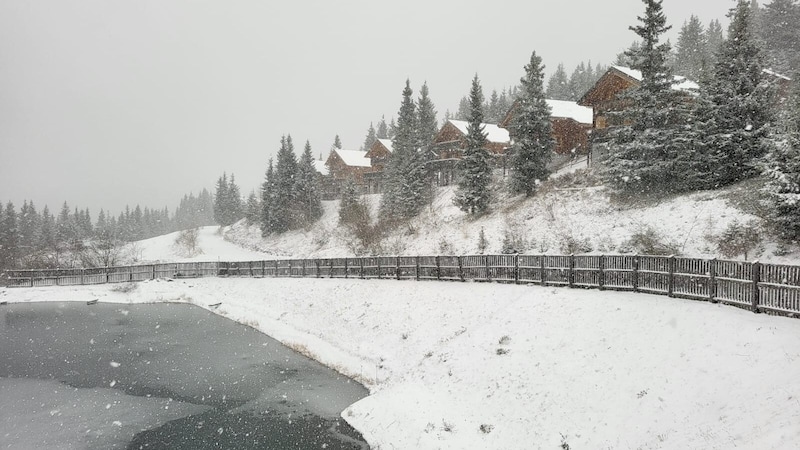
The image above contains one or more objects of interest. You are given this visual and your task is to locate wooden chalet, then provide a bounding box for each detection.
[500,99,593,157]
[324,148,372,197]
[578,65,698,133]
[363,138,393,194]
[430,119,510,184]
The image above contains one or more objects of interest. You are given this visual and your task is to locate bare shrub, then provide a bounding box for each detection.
[174,228,202,257]
[477,227,488,254]
[717,220,762,260]
[438,237,455,255]
[624,225,679,255]
[111,282,138,294]
[557,231,593,254]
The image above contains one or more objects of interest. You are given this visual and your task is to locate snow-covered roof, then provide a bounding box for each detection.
[448,120,510,144]
[376,139,393,153]
[545,99,593,125]
[332,149,372,168]
[612,65,699,92]
[313,159,329,176]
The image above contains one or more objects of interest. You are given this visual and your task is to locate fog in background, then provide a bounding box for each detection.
[0,0,733,216]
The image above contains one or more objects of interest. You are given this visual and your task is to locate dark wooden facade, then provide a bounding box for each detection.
[325,149,371,184]
[577,66,639,130]
[500,100,593,156]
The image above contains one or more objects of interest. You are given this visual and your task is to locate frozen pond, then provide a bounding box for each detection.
[0,301,369,449]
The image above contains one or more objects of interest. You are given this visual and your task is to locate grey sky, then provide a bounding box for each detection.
[0,0,734,216]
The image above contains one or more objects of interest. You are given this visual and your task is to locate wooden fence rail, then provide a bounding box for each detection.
[5,254,800,317]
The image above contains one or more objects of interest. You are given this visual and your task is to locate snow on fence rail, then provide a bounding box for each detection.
[5,255,800,317]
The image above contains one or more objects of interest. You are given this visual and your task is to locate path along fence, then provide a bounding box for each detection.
[5,254,800,317]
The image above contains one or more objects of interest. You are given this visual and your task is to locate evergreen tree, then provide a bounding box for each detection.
[272,135,299,233]
[227,174,243,225]
[509,51,555,196]
[674,15,708,81]
[0,202,19,269]
[692,0,775,188]
[376,116,389,139]
[760,0,800,73]
[38,205,56,252]
[244,191,260,226]
[380,80,429,220]
[705,19,725,64]
[332,134,342,150]
[213,173,229,225]
[362,122,377,152]
[417,82,439,146]
[763,75,800,240]
[260,158,277,236]
[615,41,642,67]
[454,75,492,215]
[19,201,41,255]
[603,0,692,194]
[546,63,571,100]
[455,96,470,120]
[338,178,361,225]
[296,140,324,225]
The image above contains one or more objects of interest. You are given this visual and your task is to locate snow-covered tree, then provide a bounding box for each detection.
[332,134,342,150]
[244,191,260,226]
[417,81,439,184]
[380,80,429,221]
[763,73,800,240]
[508,51,555,196]
[705,19,725,64]
[362,122,377,152]
[454,75,492,215]
[546,63,571,100]
[295,140,323,226]
[0,202,19,269]
[260,158,277,236]
[674,15,708,81]
[271,135,299,233]
[376,116,389,139]
[691,0,775,189]
[602,0,692,194]
[759,0,800,73]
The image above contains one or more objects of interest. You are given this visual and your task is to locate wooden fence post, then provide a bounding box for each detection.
[396,256,401,280]
[540,255,546,286]
[316,260,321,278]
[484,255,491,282]
[668,255,676,297]
[514,254,520,284]
[632,255,639,292]
[288,261,293,277]
[751,261,761,313]
[359,258,364,279]
[344,258,349,279]
[458,256,464,282]
[415,256,420,281]
[377,257,382,279]
[435,256,441,281]
[80,269,85,285]
[598,255,605,290]
[152,265,156,280]
[106,268,110,284]
[274,260,279,277]
[568,254,575,288]
[709,258,717,303]
[302,260,306,277]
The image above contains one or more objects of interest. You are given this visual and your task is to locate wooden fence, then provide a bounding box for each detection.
[5,254,800,317]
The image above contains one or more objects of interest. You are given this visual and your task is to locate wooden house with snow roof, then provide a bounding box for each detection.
[362,138,393,194]
[325,148,372,186]
[578,65,698,133]
[430,119,511,185]
[500,99,593,157]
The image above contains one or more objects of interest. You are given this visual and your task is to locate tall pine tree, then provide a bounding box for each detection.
[454,75,492,215]
[509,51,555,196]
[546,63,571,100]
[674,15,708,81]
[296,140,324,226]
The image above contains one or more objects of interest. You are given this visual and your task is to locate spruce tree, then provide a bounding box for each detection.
[760,0,800,73]
[603,0,691,194]
[763,70,800,240]
[380,80,428,220]
[38,206,56,252]
[267,135,300,233]
[260,158,277,236]
[546,63,571,100]
[376,117,389,139]
[332,134,342,150]
[362,122,377,152]
[692,0,774,188]
[674,15,708,81]
[454,75,492,215]
[417,81,439,186]
[296,140,324,225]
[245,191,260,226]
[509,51,555,196]
[0,202,19,269]
[706,19,725,64]
[213,173,229,226]
[226,174,243,225]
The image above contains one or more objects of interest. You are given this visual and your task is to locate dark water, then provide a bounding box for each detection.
[0,301,369,449]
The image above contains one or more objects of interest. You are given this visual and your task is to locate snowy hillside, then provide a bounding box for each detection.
[221,171,796,264]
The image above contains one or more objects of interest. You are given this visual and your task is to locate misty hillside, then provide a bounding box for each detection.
[206,167,796,265]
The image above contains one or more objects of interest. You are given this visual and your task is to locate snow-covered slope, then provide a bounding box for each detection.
[135,226,274,262]
[221,173,793,263]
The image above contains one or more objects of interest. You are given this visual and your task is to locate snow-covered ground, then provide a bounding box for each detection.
[4,184,800,449]
[6,278,800,449]
[3,277,799,449]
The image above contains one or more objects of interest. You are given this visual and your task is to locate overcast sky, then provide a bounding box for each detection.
[0,0,735,217]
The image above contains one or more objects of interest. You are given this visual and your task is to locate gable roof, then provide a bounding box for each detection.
[545,99,593,125]
[313,159,329,176]
[447,119,510,144]
[610,65,699,92]
[330,149,371,168]
[376,138,393,153]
